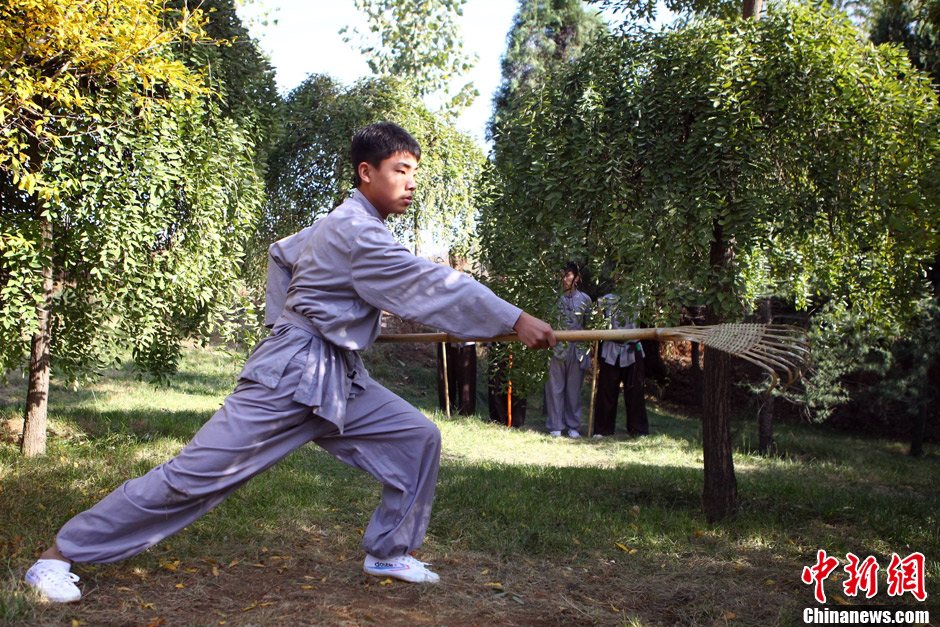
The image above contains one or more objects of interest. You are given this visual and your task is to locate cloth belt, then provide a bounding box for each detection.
[270,308,369,433]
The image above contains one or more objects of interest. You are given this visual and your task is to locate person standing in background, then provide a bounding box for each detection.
[592,291,649,438]
[545,261,592,438]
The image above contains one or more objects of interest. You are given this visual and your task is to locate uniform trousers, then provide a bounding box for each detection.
[592,354,649,436]
[55,349,441,563]
[545,344,586,432]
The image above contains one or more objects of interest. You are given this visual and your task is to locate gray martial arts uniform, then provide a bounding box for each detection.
[544,289,592,432]
[55,190,522,563]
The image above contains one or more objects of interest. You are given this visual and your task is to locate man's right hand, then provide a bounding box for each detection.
[513,312,556,349]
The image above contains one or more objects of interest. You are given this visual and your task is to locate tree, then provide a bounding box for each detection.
[341,0,478,113]
[1,0,263,456]
[479,4,939,520]
[490,0,608,136]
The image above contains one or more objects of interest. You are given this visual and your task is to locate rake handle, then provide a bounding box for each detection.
[376,328,669,344]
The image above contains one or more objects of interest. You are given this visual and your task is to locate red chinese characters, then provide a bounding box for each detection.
[802,549,840,603]
[843,553,879,599]
[802,551,928,604]
[886,552,927,602]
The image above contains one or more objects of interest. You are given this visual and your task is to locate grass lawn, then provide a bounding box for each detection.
[0,342,937,626]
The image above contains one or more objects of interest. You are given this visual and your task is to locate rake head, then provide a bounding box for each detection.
[658,324,810,387]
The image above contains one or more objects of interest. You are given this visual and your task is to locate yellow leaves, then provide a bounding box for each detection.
[483,581,504,590]
[615,542,638,554]
[1,0,211,186]
[159,559,180,572]
[241,601,273,612]
[378,578,394,586]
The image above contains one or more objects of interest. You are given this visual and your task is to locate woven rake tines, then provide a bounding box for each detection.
[655,323,810,387]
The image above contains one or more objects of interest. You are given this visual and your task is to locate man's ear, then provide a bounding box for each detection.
[357,161,372,185]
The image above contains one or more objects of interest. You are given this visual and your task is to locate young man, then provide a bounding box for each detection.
[544,261,592,438]
[25,122,556,602]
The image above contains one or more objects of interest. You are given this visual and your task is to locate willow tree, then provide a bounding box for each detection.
[0,0,263,456]
[342,0,478,113]
[490,0,608,135]
[479,4,939,520]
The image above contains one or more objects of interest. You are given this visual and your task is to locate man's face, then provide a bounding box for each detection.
[358,151,418,219]
[561,271,577,292]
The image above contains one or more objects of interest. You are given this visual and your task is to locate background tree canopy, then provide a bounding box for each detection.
[480,3,938,377]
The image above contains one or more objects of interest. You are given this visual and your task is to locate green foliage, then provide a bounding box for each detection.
[0,0,264,380]
[871,0,940,86]
[174,0,281,164]
[258,76,484,288]
[491,0,608,137]
[341,0,478,113]
[587,0,740,24]
[480,4,940,405]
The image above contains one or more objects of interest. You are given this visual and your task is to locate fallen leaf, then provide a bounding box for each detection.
[379,578,394,586]
[615,542,631,552]
[480,568,490,575]
[693,530,705,538]
[484,582,504,590]
[241,602,257,612]
[764,579,775,585]
[259,602,273,607]
[185,567,199,574]
[140,602,155,610]
[174,583,185,589]
[211,565,219,577]
[721,611,736,620]
[228,559,240,568]
[160,560,180,572]
[300,585,316,590]
[145,619,165,627]
[251,563,266,568]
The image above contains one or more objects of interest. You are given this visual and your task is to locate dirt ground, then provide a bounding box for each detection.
[20,536,809,627]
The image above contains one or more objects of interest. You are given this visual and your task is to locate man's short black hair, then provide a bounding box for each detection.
[351,122,422,187]
[563,261,581,277]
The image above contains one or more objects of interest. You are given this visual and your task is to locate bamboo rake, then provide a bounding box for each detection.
[378,324,810,388]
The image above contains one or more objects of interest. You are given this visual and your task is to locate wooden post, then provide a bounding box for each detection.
[441,342,451,419]
[588,341,599,437]
[506,350,513,428]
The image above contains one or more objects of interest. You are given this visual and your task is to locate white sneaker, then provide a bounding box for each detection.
[549,430,562,437]
[567,429,581,439]
[363,553,440,584]
[25,559,81,602]
[592,433,604,439]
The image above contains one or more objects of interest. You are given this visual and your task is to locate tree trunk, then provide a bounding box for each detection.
[703,344,737,521]
[757,298,776,455]
[742,0,763,19]
[21,217,53,457]
[701,222,737,522]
